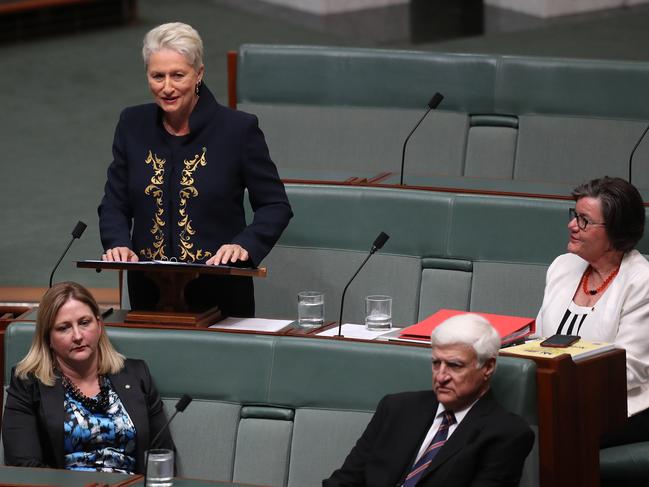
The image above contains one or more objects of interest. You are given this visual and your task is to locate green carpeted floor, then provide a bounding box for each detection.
[2,0,649,289]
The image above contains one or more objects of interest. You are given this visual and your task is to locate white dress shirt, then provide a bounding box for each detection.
[412,398,478,463]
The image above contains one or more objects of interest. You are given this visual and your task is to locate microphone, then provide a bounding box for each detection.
[144,394,193,484]
[149,394,193,448]
[399,92,444,185]
[336,232,390,337]
[48,221,87,287]
[628,124,649,184]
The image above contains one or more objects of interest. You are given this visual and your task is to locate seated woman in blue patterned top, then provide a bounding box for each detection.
[2,281,174,473]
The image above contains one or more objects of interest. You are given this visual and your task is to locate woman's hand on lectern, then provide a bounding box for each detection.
[102,247,139,262]
[207,244,249,266]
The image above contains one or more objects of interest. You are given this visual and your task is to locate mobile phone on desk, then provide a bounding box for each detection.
[540,334,580,348]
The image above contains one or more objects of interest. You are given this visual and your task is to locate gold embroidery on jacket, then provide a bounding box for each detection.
[140,150,167,260]
[178,147,212,262]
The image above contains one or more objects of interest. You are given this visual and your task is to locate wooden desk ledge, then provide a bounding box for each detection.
[0,286,120,307]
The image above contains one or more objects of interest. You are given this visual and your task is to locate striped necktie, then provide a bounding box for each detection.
[402,410,456,487]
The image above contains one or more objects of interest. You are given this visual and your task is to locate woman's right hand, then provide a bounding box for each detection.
[102,247,139,262]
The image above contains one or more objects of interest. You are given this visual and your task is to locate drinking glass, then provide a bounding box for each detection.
[365,295,392,330]
[297,291,325,328]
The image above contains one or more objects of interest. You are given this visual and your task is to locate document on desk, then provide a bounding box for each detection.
[317,324,396,340]
[209,317,294,332]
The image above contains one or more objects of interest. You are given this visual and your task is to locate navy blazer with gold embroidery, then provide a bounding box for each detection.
[98,85,293,316]
[98,84,292,266]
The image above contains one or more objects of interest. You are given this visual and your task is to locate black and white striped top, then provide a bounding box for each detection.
[556,301,594,335]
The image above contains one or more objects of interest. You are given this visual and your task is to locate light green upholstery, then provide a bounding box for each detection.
[3,323,538,487]
[233,417,293,486]
[237,45,649,191]
[242,103,469,175]
[470,261,549,316]
[256,247,422,326]
[495,56,649,120]
[253,184,649,324]
[513,115,648,186]
[237,45,497,110]
[254,184,581,324]
[464,115,519,179]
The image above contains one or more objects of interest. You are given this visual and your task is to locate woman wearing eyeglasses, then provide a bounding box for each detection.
[536,176,649,447]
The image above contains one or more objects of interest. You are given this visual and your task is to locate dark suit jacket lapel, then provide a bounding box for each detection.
[38,378,65,468]
[422,390,498,478]
[109,363,149,471]
[392,391,440,485]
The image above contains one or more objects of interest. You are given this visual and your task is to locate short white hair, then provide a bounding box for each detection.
[142,22,203,71]
[430,313,500,367]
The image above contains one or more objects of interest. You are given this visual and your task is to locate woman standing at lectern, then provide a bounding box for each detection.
[98,22,292,317]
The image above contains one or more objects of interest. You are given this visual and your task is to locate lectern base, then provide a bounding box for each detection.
[126,306,222,327]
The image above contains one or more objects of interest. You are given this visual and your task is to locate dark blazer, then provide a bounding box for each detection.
[324,390,534,487]
[2,359,174,474]
[98,84,293,315]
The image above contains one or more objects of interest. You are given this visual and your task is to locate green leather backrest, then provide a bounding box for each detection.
[3,322,538,486]
[277,184,649,259]
[277,184,452,256]
[238,45,649,121]
[237,45,649,193]
[4,322,536,423]
[447,194,571,264]
[278,184,573,262]
[497,56,649,120]
[248,184,649,319]
[238,45,497,111]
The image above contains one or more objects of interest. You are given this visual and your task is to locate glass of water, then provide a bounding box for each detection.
[145,448,174,486]
[365,295,392,330]
[297,291,325,328]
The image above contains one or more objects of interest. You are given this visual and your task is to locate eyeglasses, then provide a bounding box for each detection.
[568,208,605,231]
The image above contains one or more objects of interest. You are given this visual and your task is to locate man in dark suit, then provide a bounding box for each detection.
[323,314,534,487]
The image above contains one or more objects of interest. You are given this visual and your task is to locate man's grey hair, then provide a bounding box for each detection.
[430,313,500,367]
[142,22,204,71]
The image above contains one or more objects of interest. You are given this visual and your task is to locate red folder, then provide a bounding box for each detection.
[399,309,535,346]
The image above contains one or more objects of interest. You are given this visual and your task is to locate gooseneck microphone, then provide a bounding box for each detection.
[150,394,193,448]
[336,232,390,337]
[144,394,193,485]
[399,92,444,185]
[628,124,649,184]
[49,221,87,287]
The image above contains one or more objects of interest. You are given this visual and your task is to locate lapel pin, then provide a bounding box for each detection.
[125,384,131,389]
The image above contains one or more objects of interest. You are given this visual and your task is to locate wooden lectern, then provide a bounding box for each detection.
[77,260,267,327]
[501,348,627,487]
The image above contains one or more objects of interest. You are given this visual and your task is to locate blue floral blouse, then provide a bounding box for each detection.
[63,378,137,473]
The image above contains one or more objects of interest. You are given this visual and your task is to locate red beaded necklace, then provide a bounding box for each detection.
[581,265,620,296]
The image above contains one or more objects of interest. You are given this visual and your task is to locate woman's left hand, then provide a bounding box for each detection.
[207,244,249,265]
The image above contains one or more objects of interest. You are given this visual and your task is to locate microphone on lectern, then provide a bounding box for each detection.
[399,92,444,185]
[336,232,390,337]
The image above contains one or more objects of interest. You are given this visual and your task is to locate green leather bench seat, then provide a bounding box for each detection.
[236,44,649,191]
[3,322,538,487]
